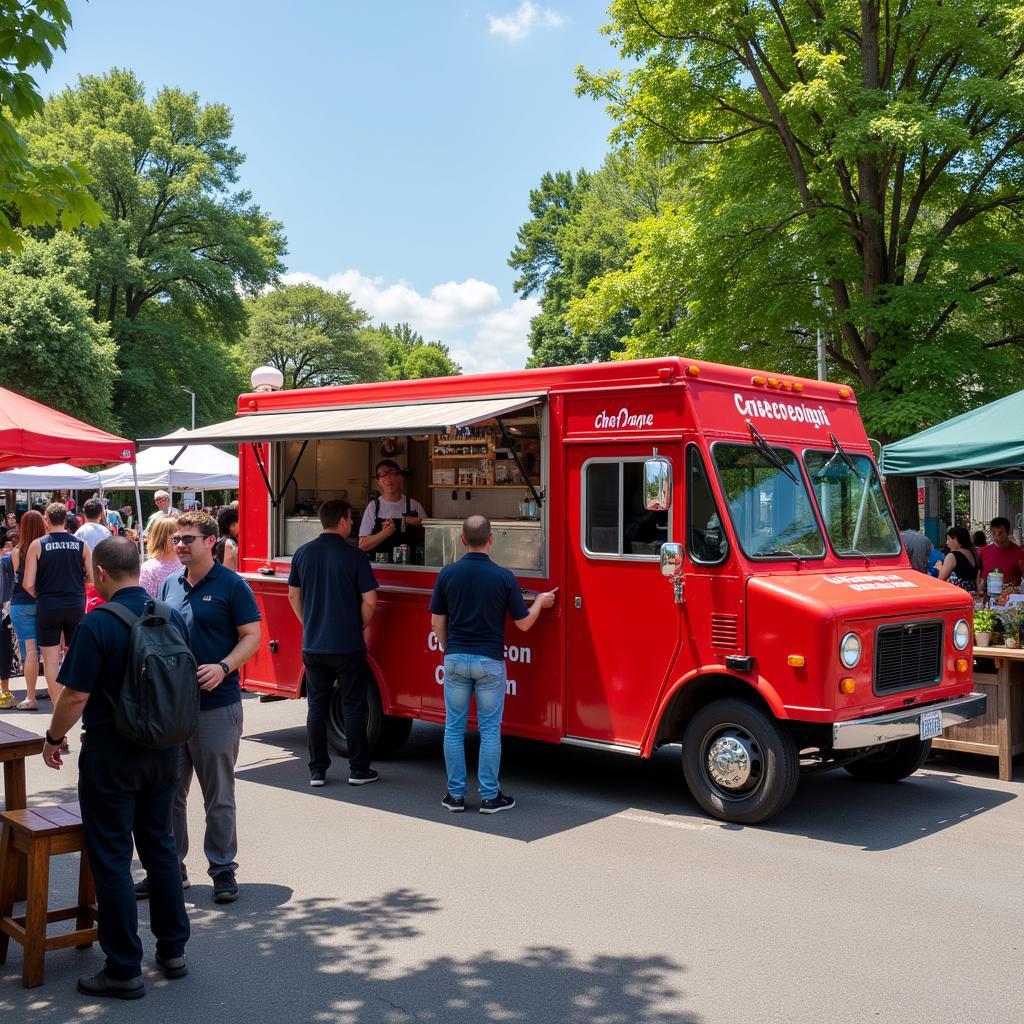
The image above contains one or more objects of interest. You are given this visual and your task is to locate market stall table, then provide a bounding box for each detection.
[932,646,1024,780]
[0,720,45,900]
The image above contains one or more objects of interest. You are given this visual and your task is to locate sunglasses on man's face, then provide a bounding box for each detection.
[376,470,401,480]
[171,534,203,546]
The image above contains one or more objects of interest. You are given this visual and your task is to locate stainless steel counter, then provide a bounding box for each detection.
[424,518,542,572]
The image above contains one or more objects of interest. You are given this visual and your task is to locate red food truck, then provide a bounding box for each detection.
[145,357,986,823]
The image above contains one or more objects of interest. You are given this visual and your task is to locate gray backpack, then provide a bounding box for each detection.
[98,601,199,748]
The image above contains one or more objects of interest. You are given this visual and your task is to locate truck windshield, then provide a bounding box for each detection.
[712,444,824,559]
[804,450,901,557]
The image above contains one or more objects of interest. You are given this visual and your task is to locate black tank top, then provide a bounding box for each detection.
[35,532,86,607]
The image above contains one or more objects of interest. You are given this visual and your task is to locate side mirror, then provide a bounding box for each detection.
[660,542,684,578]
[644,456,672,511]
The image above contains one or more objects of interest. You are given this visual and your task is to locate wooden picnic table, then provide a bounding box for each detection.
[932,645,1024,781]
[0,719,46,900]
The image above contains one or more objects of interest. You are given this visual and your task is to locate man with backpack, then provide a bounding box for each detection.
[41,537,193,999]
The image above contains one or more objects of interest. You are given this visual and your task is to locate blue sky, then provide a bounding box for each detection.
[41,1,620,372]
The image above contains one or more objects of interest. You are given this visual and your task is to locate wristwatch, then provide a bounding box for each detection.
[45,729,65,746]
[219,661,230,675]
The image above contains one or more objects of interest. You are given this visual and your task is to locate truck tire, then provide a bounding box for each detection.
[843,738,931,782]
[682,699,799,824]
[326,676,413,759]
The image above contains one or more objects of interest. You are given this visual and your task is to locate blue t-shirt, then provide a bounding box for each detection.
[288,533,378,654]
[429,552,529,661]
[159,561,261,709]
[58,586,190,736]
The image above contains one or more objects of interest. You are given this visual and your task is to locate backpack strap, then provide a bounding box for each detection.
[96,602,140,628]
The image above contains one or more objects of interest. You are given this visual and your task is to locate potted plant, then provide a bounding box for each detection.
[973,609,997,647]
[998,604,1024,648]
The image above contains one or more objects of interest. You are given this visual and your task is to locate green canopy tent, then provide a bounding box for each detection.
[880,390,1024,480]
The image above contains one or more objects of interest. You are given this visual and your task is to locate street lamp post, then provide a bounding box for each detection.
[179,387,196,430]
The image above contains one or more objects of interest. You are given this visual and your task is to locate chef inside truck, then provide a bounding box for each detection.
[274,405,551,573]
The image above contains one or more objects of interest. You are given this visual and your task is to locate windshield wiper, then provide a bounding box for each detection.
[747,422,798,483]
[828,432,863,481]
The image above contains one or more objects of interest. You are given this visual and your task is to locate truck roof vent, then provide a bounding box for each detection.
[711,613,739,650]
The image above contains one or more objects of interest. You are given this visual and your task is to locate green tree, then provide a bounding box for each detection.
[0,1,102,250]
[0,233,117,425]
[575,0,1024,515]
[510,152,672,366]
[23,68,285,425]
[239,283,385,389]
[372,322,461,379]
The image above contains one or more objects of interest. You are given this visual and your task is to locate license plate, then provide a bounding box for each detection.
[919,708,943,740]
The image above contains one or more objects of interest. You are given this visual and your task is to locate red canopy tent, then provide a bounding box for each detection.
[0,387,135,471]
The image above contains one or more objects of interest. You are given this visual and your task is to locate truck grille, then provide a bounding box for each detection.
[873,621,942,694]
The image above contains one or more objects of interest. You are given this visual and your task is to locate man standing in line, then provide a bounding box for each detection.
[900,519,932,574]
[287,499,380,787]
[41,537,190,998]
[22,502,91,709]
[135,511,261,904]
[429,514,556,814]
[75,499,112,552]
[144,490,178,537]
[979,516,1024,590]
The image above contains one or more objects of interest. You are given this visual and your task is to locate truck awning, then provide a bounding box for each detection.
[139,394,543,446]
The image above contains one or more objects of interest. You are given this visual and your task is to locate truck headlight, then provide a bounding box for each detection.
[839,632,862,669]
[952,619,970,651]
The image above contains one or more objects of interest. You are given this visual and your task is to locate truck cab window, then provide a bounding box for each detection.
[712,443,824,560]
[687,446,728,564]
[584,459,669,559]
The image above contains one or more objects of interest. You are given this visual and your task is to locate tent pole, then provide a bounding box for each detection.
[133,463,144,553]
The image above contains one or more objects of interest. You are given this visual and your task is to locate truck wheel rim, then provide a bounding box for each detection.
[702,726,763,799]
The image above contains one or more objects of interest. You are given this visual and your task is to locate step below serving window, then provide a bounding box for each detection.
[271,404,547,573]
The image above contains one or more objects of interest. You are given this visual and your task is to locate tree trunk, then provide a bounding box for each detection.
[884,473,920,531]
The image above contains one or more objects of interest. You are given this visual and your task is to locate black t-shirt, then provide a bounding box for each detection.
[35,531,86,607]
[58,586,190,736]
[288,533,378,654]
[429,552,529,661]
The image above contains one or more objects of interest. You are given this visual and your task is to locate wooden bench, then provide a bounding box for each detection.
[0,803,97,988]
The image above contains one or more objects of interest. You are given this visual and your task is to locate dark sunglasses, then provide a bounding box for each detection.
[171,534,203,545]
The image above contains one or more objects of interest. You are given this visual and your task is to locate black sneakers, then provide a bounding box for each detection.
[77,969,145,999]
[441,792,465,812]
[155,953,188,979]
[212,870,239,903]
[479,792,516,814]
[348,768,380,786]
[134,867,190,900]
[309,769,326,788]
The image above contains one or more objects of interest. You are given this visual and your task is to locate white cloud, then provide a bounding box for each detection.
[281,269,539,374]
[488,2,564,42]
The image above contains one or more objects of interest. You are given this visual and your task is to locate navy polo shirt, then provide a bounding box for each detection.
[159,561,261,709]
[58,586,190,737]
[288,532,378,654]
[429,552,529,662]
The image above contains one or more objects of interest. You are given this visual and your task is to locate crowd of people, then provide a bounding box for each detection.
[900,515,1024,593]
[0,487,557,1000]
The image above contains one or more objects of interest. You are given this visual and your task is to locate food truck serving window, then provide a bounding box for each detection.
[712,443,824,560]
[583,459,669,559]
[803,450,900,557]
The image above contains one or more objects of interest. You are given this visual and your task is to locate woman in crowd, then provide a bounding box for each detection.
[215,506,239,570]
[938,526,979,592]
[139,515,181,599]
[8,510,45,709]
[0,530,17,708]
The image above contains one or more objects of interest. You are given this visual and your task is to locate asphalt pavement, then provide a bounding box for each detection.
[0,692,1021,1023]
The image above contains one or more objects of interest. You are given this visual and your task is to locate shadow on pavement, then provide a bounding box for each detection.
[241,721,1015,850]
[0,883,697,1024]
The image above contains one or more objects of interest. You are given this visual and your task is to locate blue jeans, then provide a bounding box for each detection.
[443,654,507,800]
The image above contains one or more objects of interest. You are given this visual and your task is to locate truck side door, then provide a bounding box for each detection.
[565,445,682,746]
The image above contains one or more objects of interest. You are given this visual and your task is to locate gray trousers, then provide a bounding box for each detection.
[172,702,243,877]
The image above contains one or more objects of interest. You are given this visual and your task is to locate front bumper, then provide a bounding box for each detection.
[831,693,987,750]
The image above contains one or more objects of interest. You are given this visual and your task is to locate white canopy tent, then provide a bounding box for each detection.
[97,440,239,491]
[0,462,103,490]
